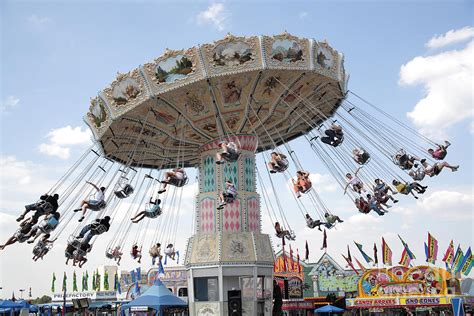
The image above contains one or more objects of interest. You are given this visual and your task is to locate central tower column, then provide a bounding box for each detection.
[185,135,275,316]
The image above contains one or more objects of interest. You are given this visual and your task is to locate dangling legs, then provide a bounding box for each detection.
[131,211,146,223]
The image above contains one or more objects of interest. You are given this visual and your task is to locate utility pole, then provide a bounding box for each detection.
[19,289,25,299]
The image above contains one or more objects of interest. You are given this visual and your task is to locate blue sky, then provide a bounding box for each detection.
[1,0,472,297]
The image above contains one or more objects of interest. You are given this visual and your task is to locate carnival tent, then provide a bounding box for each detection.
[314,304,345,314]
[121,279,187,313]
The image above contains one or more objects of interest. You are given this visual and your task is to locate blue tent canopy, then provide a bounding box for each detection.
[314,304,345,313]
[122,279,187,312]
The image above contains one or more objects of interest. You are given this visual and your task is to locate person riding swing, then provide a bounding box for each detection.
[217,180,238,209]
[292,171,312,198]
[268,152,289,173]
[131,198,162,223]
[216,141,240,164]
[158,168,187,194]
[74,182,106,222]
[321,123,344,147]
[16,193,59,224]
[305,214,325,231]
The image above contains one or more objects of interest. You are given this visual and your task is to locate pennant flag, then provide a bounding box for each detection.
[282,239,287,272]
[62,272,67,292]
[297,249,301,273]
[158,259,165,277]
[342,253,359,275]
[427,233,438,264]
[73,271,78,292]
[347,245,352,262]
[461,250,473,276]
[176,250,180,264]
[459,247,471,275]
[382,238,392,266]
[354,241,373,263]
[425,242,431,263]
[305,241,309,261]
[96,270,101,291]
[321,229,327,251]
[354,256,366,271]
[92,272,96,290]
[84,271,88,291]
[136,267,141,282]
[399,248,411,267]
[443,240,455,265]
[289,245,295,267]
[452,245,464,272]
[104,270,109,290]
[114,272,121,294]
[29,287,32,298]
[373,243,378,265]
[51,273,56,293]
[398,235,416,260]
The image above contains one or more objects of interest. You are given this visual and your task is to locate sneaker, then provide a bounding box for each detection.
[414,196,419,199]
[384,210,389,213]
[445,140,451,147]
[78,216,85,222]
[420,159,426,164]
[158,189,166,194]
[270,170,276,174]
[452,166,459,172]
[414,164,419,168]
[296,193,301,198]
[73,208,81,213]
[27,240,34,244]
[394,200,399,203]
[16,215,25,222]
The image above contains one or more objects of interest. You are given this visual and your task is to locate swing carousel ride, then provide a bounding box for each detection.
[1,32,459,315]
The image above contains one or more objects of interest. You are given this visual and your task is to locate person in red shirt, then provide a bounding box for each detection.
[428,140,451,160]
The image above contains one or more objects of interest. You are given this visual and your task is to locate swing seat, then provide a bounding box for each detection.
[114,184,134,199]
[299,183,313,194]
[272,158,289,173]
[355,150,371,165]
[285,231,296,241]
[33,243,53,257]
[88,200,106,211]
[92,224,108,235]
[222,150,240,163]
[223,194,236,204]
[105,249,114,259]
[39,218,59,234]
[166,175,189,187]
[146,206,162,218]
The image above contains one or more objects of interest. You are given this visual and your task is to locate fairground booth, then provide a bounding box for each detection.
[345,265,473,315]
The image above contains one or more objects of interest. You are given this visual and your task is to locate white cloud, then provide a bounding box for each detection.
[400,39,473,138]
[0,95,20,112]
[426,26,474,49]
[196,3,229,31]
[27,14,51,29]
[286,173,338,193]
[299,12,308,19]
[38,126,92,159]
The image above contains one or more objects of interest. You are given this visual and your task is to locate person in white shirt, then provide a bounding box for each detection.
[344,167,365,194]
[74,182,106,222]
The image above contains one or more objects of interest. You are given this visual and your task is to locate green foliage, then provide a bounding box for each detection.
[31,295,52,304]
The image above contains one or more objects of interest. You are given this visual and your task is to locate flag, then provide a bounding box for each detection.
[136,267,141,282]
[297,249,301,273]
[382,237,392,266]
[354,241,373,263]
[85,271,89,291]
[451,245,464,272]
[342,253,359,275]
[398,235,416,260]
[62,272,67,292]
[347,245,352,262]
[114,272,121,294]
[282,238,287,272]
[104,270,109,290]
[305,241,309,261]
[73,271,78,292]
[461,250,473,276]
[459,247,472,275]
[289,245,295,268]
[51,273,56,293]
[443,240,455,265]
[373,243,378,265]
[92,272,96,291]
[176,250,180,264]
[321,229,327,251]
[354,256,366,271]
[424,242,431,263]
[399,248,411,267]
[427,233,438,264]
[96,270,101,291]
[29,287,32,298]
[158,259,165,277]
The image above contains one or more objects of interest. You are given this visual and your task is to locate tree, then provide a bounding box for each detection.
[31,296,52,304]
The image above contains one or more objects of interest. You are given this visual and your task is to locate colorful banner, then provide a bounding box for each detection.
[452,245,464,272]
[399,249,411,267]
[354,256,366,272]
[443,240,455,265]
[398,235,416,260]
[458,247,471,275]
[461,251,473,276]
[382,237,392,266]
[342,253,359,275]
[427,233,438,264]
[354,241,373,263]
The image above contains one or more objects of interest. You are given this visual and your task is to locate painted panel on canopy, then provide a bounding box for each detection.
[143,47,203,96]
[263,33,309,69]
[314,41,339,81]
[201,34,262,76]
[159,79,213,121]
[102,70,147,117]
[210,71,256,112]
